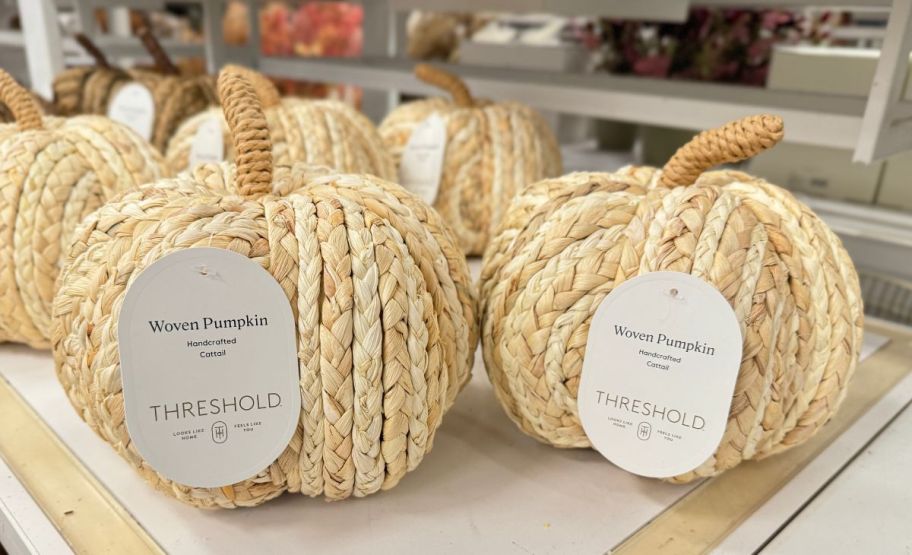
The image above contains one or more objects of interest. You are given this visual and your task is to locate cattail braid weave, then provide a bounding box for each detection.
[0,69,166,348]
[52,65,475,507]
[380,63,562,255]
[480,115,863,482]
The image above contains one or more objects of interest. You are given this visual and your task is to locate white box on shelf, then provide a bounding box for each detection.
[877,153,912,211]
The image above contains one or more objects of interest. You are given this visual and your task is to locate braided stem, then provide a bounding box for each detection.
[660,114,784,187]
[74,33,111,68]
[415,63,473,107]
[217,65,273,197]
[230,66,282,108]
[0,69,43,131]
[136,13,180,75]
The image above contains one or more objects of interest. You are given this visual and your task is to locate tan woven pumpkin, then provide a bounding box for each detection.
[480,115,863,482]
[379,64,562,255]
[0,69,166,349]
[52,24,217,152]
[53,66,476,508]
[165,67,394,179]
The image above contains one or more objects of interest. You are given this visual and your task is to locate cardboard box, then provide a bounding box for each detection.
[748,143,883,204]
[768,45,912,100]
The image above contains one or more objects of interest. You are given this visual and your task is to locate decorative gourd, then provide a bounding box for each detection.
[379,64,562,255]
[165,67,395,180]
[51,23,217,152]
[480,115,863,482]
[0,69,167,349]
[53,66,476,508]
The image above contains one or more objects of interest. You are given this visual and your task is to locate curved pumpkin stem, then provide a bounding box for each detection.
[217,64,273,197]
[75,33,111,69]
[415,63,473,107]
[136,12,180,75]
[660,114,784,187]
[0,69,43,131]
[229,66,281,108]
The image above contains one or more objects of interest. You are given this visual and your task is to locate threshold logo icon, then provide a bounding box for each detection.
[637,422,652,441]
[212,421,228,444]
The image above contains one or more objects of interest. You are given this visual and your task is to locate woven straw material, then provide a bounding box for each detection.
[0,70,166,349]
[166,98,395,180]
[379,64,562,255]
[479,115,863,482]
[52,66,476,508]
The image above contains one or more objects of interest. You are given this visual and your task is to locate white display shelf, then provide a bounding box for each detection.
[0,307,908,553]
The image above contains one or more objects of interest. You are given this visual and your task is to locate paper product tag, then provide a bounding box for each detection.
[188,116,225,168]
[578,272,742,478]
[398,113,446,205]
[107,83,155,141]
[118,248,300,488]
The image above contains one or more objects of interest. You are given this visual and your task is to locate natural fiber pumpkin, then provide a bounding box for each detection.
[165,67,394,180]
[53,66,476,508]
[0,69,166,349]
[379,64,561,255]
[480,115,863,482]
[52,25,217,152]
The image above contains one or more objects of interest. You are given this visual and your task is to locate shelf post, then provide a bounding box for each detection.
[17,0,63,98]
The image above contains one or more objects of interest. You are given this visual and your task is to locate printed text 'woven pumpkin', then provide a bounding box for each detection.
[480,115,863,482]
[165,66,394,180]
[53,66,477,508]
[0,69,166,349]
[379,64,561,255]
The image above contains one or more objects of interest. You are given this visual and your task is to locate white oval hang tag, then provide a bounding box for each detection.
[118,248,300,488]
[107,82,155,141]
[398,113,447,206]
[578,272,743,478]
[188,116,225,169]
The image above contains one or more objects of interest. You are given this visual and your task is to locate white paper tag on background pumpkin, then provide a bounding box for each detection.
[398,113,446,205]
[107,82,155,141]
[118,248,300,488]
[578,272,742,478]
[188,116,225,168]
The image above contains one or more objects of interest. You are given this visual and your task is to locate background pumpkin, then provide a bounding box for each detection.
[0,69,167,349]
[165,66,394,180]
[379,64,562,255]
[479,115,863,482]
[53,66,476,508]
[51,19,217,152]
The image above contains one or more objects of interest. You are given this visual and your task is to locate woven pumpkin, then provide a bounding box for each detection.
[165,67,394,179]
[480,115,863,482]
[53,66,476,508]
[52,25,217,152]
[379,64,561,255]
[0,69,166,349]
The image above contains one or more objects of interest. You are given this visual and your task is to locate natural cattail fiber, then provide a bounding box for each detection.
[0,69,166,349]
[480,115,863,482]
[53,65,476,508]
[379,63,562,255]
[51,23,217,152]
[165,66,394,180]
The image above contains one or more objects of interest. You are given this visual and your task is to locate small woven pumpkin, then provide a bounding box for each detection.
[53,66,476,508]
[379,64,562,255]
[0,69,167,349]
[165,67,394,179]
[52,24,217,152]
[480,115,863,482]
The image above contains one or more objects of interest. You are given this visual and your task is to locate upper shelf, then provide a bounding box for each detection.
[260,56,871,150]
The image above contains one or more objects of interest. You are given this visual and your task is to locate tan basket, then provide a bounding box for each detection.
[165,67,394,180]
[52,22,216,152]
[0,69,167,349]
[53,65,477,508]
[379,63,562,255]
[480,115,864,482]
